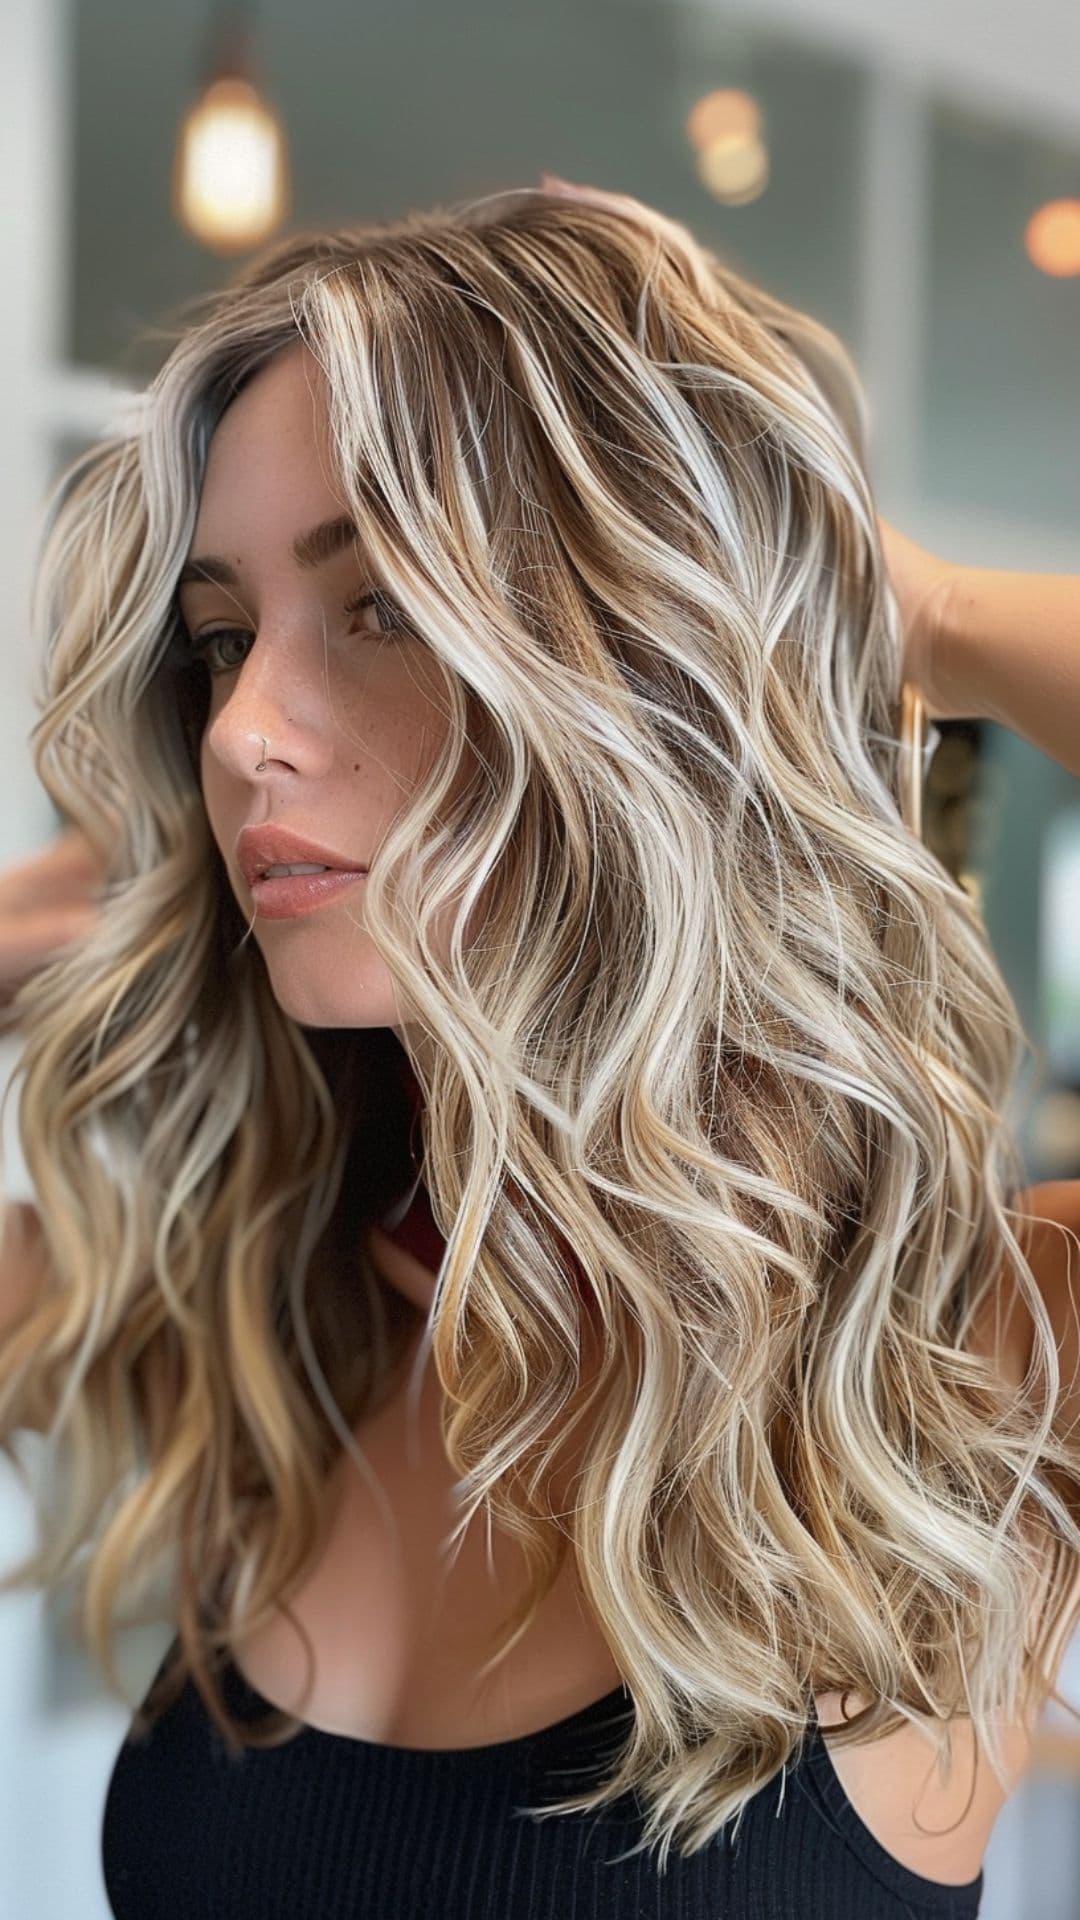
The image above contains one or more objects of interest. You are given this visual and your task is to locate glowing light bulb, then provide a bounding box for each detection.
[697,134,770,206]
[1025,199,1080,279]
[173,75,288,253]
[686,86,769,206]
[685,88,762,151]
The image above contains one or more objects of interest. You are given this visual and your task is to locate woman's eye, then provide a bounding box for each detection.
[342,587,402,635]
[173,588,403,677]
[182,626,253,676]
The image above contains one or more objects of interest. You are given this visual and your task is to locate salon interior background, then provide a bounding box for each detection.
[1,0,1079,1913]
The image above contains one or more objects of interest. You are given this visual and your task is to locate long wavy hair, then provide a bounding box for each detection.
[2,180,1079,1867]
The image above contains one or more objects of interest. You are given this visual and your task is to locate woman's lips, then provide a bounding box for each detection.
[249,869,368,919]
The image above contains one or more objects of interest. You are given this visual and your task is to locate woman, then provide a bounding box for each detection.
[1,179,1078,1917]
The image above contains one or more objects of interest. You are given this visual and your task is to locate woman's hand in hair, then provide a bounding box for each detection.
[876,515,966,722]
[0,823,109,1028]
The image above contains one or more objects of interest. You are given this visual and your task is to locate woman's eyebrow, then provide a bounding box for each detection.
[176,515,361,590]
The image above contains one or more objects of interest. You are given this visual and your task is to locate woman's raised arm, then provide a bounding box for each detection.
[879,516,1080,781]
[937,564,1080,781]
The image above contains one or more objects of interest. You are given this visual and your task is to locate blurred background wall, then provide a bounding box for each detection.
[1,0,1078,1911]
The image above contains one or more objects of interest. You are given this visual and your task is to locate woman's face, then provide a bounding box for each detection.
[182,339,468,1038]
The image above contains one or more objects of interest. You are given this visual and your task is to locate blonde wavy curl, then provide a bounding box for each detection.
[2,179,1079,1869]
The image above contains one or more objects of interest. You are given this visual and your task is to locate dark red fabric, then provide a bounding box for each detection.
[392,1044,425,1115]
[381,1049,444,1270]
[381,1177,447,1275]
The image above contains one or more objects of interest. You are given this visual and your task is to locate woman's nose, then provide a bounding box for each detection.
[202,645,310,775]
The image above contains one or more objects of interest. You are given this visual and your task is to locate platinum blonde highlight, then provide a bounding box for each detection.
[2,182,1079,1868]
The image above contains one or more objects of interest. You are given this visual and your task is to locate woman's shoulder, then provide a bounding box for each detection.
[809,1685,1031,1888]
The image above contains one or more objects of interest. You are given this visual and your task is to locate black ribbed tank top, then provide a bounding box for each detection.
[101,1638,983,1918]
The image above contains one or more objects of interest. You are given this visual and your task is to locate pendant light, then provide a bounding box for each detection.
[172,0,290,254]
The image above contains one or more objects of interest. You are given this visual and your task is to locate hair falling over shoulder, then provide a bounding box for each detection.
[1,178,1078,1870]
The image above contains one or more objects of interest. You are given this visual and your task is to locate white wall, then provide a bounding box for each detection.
[0,6,146,1911]
[711,0,1080,136]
